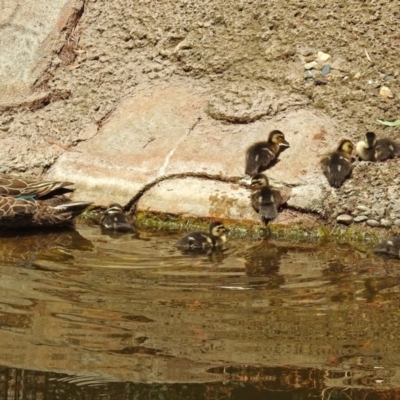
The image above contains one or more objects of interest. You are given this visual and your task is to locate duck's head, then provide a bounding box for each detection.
[104,203,124,215]
[269,130,289,147]
[250,173,270,189]
[209,221,229,237]
[365,131,377,148]
[337,139,354,155]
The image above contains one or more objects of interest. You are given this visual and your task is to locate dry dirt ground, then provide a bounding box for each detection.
[0,0,399,227]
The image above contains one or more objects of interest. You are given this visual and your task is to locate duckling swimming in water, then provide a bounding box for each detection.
[250,173,283,222]
[320,139,354,188]
[356,131,400,161]
[245,130,289,176]
[100,203,134,232]
[175,221,229,251]
[373,237,400,259]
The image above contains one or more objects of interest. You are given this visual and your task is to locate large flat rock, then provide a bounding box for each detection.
[0,0,80,102]
[47,81,339,222]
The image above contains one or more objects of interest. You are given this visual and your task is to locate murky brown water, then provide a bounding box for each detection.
[0,225,399,399]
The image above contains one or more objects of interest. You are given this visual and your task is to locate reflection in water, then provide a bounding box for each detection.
[0,225,399,399]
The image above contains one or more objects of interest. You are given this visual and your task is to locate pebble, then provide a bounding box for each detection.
[380,86,394,99]
[321,65,331,76]
[366,219,380,227]
[304,70,314,79]
[304,61,318,70]
[356,205,369,212]
[317,51,331,62]
[380,219,392,228]
[354,215,368,223]
[337,214,353,225]
[394,219,400,227]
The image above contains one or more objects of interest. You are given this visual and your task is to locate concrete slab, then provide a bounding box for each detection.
[47,81,340,222]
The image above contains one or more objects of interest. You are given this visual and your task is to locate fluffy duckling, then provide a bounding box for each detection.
[250,173,283,222]
[100,203,134,232]
[320,139,354,188]
[356,131,376,161]
[175,221,229,251]
[357,131,400,161]
[245,130,289,176]
[373,237,400,259]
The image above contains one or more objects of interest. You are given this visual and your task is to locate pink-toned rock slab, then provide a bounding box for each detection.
[47,82,340,221]
[0,0,82,101]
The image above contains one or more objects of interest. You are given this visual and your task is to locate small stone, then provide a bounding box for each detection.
[380,219,392,228]
[304,70,314,79]
[317,51,331,62]
[304,61,318,70]
[337,214,353,225]
[354,215,368,223]
[394,219,400,227]
[353,71,361,79]
[366,219,380,227]
[314,78,327,86]
[356,205,369,212]
[380,86,394,99]
[321,65,331,76]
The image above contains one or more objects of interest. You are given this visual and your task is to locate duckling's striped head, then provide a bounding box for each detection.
[209,221,229,238]
[250,173,270,189]
[337,139,354,155]
[104,203,124,214]
[268,130,289,147]
[365,131,377,148]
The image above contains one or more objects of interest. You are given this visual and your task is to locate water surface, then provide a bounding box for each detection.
[0,225,399,399]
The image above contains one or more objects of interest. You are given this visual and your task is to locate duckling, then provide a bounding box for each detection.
[100,203,134,232]
[373,237,400,259]
[356,131,376,161]
[175,221,229,251]
[320,139,354,188]
[245,130,289,176]
[374,136,400,162]
[250,173,283,222]
[356,131,400,161]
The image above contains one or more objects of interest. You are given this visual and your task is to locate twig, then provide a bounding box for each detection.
[187,117,202,135]
[143,136,156,148]
[43,137,82,153]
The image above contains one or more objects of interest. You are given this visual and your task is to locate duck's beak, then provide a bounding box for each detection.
[280,139,290,147]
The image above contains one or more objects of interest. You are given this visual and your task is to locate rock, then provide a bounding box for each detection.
[380,86,394,99]
[380,219,392,228]
[321,65,331,76]
[356,205,369,213]
[366,219,380,227]
[304,61,318,70]
[394,219,400,227]
[317,51,331,62]
[304,70,314,79]
[337,214,353,225]
[354,215,368,223]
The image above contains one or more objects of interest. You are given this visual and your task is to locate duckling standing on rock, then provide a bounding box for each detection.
[175,221,229,251]
[250,173,283,222]
[245,130,289,176]
[320,139,354,188]
[356,131,400,161]
[373,237,400,259]
[100,203,134,232]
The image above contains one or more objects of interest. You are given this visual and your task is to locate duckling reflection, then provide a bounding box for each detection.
[243,241,286,278]
[0,229,94,264]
